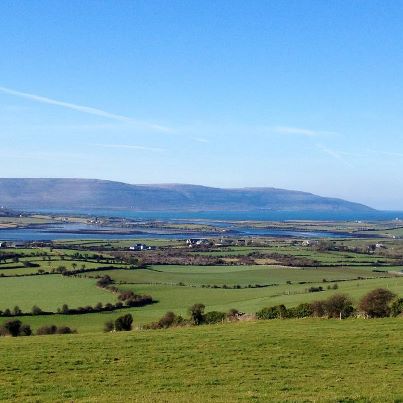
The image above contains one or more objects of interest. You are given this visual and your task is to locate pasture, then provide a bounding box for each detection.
[0,238,402,333]
[0,276,116,312]
[0,319,401,402]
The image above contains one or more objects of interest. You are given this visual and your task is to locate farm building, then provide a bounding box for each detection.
[186,238,210,247]
[129,243,156,251]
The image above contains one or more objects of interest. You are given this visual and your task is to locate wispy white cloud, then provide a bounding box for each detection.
[368,149,403,158]
[191,137,209,143]
[0,85,172,132]
[269,126,337,137]
[94,143,166,153]
[316,143,354,167]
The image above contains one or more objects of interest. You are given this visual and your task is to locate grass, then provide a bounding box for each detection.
[0,319,401,402]
[0,276,116,312]
[116,276,403,323]
[2,269,401,333]
[88,264,396,286]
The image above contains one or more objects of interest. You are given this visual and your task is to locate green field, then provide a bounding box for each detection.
[0,319,401,402]
[1,241,402,334]
[7,275,401,334]
[88,264,395,286]
[0,276,116,312]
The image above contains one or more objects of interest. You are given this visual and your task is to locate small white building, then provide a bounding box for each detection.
[129,243,156,251]
[186,238,210,247]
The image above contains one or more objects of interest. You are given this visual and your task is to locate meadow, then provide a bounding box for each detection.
[0,319,401,402]
[0,238,402,333]
[0,275,117,312]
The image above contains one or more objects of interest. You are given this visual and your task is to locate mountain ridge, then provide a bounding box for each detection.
[0,178,375,212]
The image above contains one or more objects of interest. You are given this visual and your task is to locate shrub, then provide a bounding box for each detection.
[96,275,113,288]
[31,305,43,315]
[310,300,327,317]
[20,324,32,336]
[188,303,205,325]
[308,286,323,293]
[204,311,226,324]
[159,311,185,328]
[114,314,133,331]
[23,261,40,268]
[226,308,240,320]
[13,306,22,316]
[288,303,314,318]
[2,320,22,337]
[56,326,75,334]
[37,325,75,335]
[390,298,403,317]
[324,293,354,319]
[358,288,397,318]
[37,325,57,335]
[256,305,287,320]
[60,304,69,314]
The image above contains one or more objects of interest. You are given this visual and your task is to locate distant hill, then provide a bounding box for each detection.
[0,178,374,212]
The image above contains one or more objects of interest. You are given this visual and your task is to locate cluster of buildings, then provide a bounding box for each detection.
[129,243,157,251]
[0,241,27,248]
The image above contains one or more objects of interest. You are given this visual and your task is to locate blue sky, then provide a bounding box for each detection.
[1,1,403,209]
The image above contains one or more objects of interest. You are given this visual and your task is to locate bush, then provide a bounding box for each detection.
[287,303,314,318]
[31,305,43,315]
[160,311,186,328]
[308,286,324,293]
[3,320,22,336]
[157,311,178,328]
[310,300,327,317]
[60,304,69,314]
[56,326,75,334]
[13,306,22,316]
[256,305,287,320]
[390,298,403,317]
[114,314,133,331]
[358,288,397,318]
[36,325,57,335]
[37,325,75,335]
[324,293,354,319]
[20,324,32,336]
[188,303,205,325]
[204,311,226,324]
[96,275,113,288]
[226,308,240,320]
[23,261,40,268]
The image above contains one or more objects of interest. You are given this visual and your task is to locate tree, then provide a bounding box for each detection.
[31,305,43,315]
[226,308,240,320]
[13,306,22,316]
[96,275,113,288]
[358,288,396,318]
[256,305,288,320]
[188,303,205,325]
[114,314,133,331]
[324,294,354,319]
[288,303,313,318]
[60,304,70,314]
[204,311,226,324]
[20,324,32,336]
[3,320,22,336]
[391,298,403,317]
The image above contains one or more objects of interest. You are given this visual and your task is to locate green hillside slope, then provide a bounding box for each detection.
[0,319,401,402]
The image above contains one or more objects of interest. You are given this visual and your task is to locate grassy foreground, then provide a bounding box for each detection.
[0,319,402,402]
